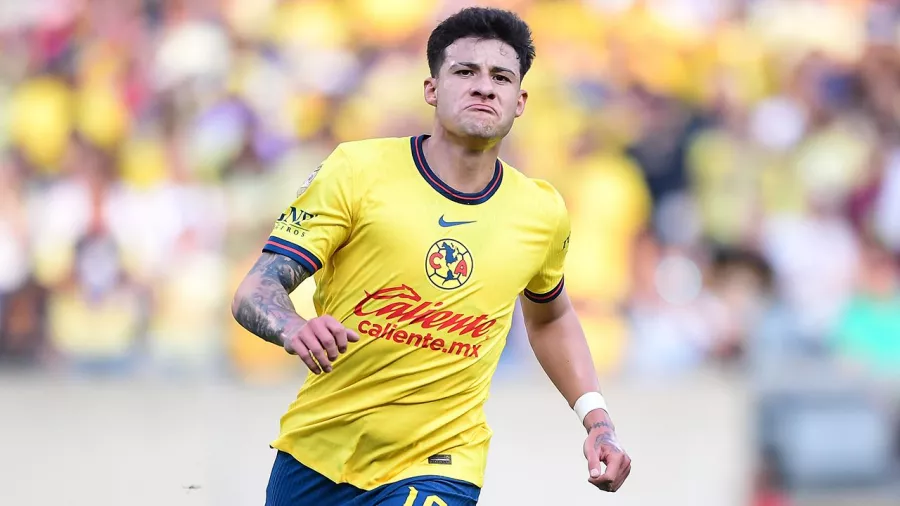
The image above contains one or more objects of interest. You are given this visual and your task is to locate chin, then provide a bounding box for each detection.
[462,129,495,140]
[459,122,506,140]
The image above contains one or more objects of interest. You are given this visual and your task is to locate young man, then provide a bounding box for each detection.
[232,7,632,506]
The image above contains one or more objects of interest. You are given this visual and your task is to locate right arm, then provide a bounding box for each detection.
[231,252,310,348]
[236,145,358,373]
[231,252,358,374]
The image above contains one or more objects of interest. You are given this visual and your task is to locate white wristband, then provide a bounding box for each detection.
[573,391,608,424]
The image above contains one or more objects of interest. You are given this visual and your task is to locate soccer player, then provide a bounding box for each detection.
[232,7,632,506]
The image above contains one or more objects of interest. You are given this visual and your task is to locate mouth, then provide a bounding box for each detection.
[466,105,496,115]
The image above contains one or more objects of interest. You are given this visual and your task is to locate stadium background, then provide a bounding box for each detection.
[1,0,900,504]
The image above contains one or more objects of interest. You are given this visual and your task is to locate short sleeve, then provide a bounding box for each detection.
[262,146,355,274]
[523,189,570,303]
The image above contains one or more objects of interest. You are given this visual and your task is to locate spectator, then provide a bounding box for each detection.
[831,237,900,378]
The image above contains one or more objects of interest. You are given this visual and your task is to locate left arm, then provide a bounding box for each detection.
[521,289,602,421]
[521,289,632,492]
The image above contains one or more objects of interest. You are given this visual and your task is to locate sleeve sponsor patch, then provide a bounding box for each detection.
[297,163,322,197]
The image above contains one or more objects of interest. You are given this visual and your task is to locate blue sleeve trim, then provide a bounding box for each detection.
[262,237,323,273]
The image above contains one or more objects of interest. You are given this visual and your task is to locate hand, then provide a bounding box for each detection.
[283,315,360,374]
[583,414,632,493]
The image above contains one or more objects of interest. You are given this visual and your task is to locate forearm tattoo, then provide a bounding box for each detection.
[233,253,311,346]
[590,421,623,454]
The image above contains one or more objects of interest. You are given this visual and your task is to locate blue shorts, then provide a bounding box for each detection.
[266,450,481,506]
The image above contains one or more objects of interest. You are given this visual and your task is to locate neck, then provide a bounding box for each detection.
[422,128,501,194]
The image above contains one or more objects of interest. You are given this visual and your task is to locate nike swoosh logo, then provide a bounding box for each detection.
[438,215,476,227]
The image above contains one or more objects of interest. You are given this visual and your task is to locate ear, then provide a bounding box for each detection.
[515,89,528,118]
[424,77,438,108]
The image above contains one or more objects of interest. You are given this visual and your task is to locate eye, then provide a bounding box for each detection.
[494,75,511,83]
[456,69,474,76]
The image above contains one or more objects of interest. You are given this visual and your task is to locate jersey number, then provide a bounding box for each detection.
[403,486,447,506]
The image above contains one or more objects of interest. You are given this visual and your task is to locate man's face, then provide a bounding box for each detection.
[424,37,528,142]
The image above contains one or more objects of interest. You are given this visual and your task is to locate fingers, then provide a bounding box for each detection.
[598,451,624,484]
[589,452,632,493]
[330,316,360,343]
[615,461,632,491]
[316,319,343,362]
[288,316,359,374]
[606,459,631,492]
[303,319,334,373]
[322,318,349,354]
[289,339,321,375]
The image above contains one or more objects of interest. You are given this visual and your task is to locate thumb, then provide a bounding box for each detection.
[346,328,361,342]
[585,444,603,479]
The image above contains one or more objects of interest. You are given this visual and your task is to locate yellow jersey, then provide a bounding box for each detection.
[262,135,570,490]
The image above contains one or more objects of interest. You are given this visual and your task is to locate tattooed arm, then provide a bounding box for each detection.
[231,252,359,374]
[231,252,310,346]
[520,288,632,492]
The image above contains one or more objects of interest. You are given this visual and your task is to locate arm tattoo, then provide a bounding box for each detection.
[592,425,623,454]
[233,253,311,346]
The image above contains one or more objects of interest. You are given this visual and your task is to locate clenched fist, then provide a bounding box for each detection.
[283,315,360,374]
[583,415,632,493]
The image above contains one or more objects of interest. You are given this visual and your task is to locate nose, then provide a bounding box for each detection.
[470,74,496,100]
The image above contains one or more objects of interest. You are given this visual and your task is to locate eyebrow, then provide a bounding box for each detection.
[455,61,518,77]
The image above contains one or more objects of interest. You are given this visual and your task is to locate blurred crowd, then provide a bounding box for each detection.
[1,0,900,386]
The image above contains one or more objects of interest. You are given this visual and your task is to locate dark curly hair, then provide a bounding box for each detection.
[426,7,536,79]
